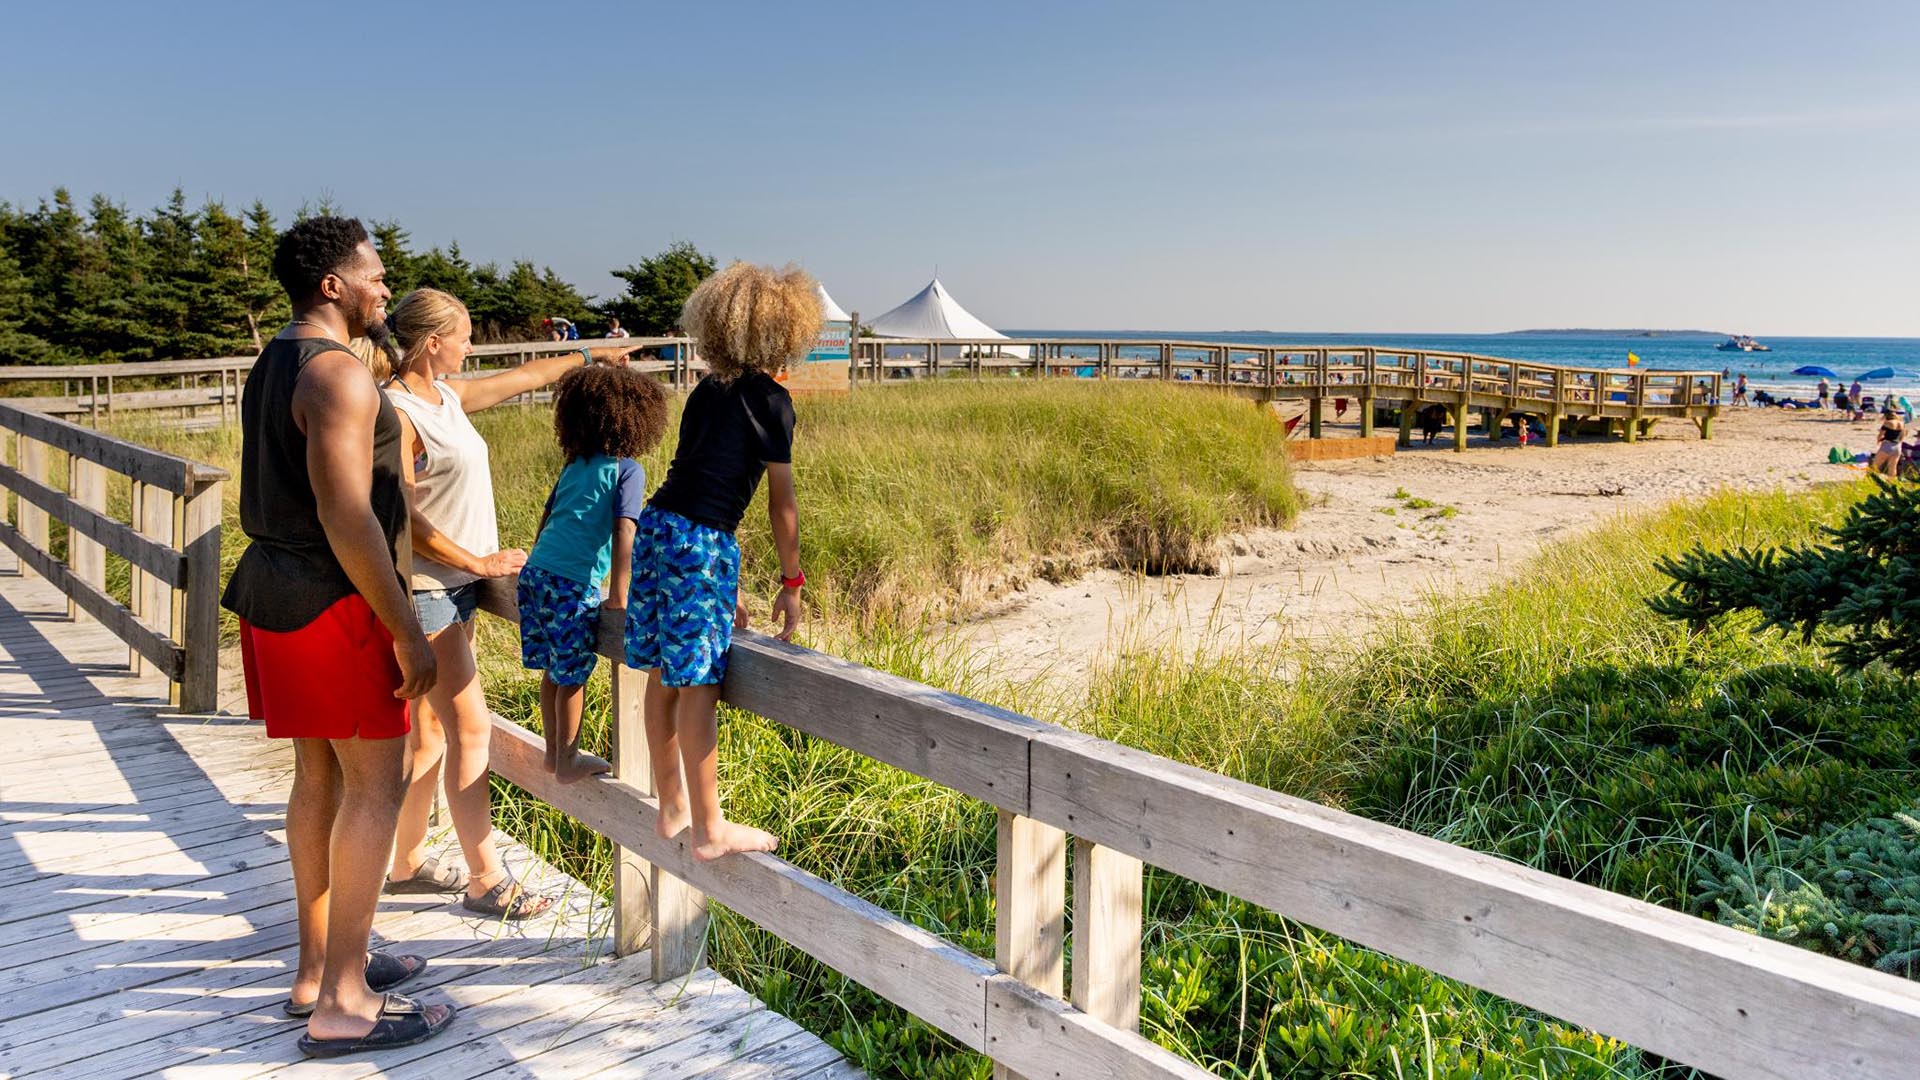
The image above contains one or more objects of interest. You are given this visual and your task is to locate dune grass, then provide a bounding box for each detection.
[108,378,1299,631]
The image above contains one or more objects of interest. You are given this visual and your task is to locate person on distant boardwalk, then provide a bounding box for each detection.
[626,262,816,861]
[220,216,453,1056]
[605,317,630,339]
[377,288,639,918]
[519,364,668,781]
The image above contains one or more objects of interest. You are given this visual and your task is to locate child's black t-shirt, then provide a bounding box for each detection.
[648,371,796,533]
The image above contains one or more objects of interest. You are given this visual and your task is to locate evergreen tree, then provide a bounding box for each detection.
[242,202,288,346]
[199,201,269,355]
[371,219,420,298]
[0,205,58,363]
[606,240,716,335]
[1651,476,1920,676]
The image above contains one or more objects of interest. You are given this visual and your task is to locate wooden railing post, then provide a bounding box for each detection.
[608,659,711,977]
[136,483,173,678]
[1071,837,1142,1031]
[67,456,105,621]
[176,476,221,711]
[994,809,1066,1080]
[127,480,146,673]
[16,437,47,556]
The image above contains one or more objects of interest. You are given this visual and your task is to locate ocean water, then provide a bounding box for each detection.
[1007,330,1920,398]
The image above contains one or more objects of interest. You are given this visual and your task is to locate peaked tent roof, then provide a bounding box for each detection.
[867,278,1009,341]
[815,283,851,322]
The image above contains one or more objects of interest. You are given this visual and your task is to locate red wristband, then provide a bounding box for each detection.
[780,571,806,589]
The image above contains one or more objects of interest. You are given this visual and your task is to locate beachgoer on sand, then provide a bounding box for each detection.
[1871,407,1906,477]
[519,365,669,782]
[1818,378,1832,409]
[626,262,815,862]
[221,216,454,1056]
[377,287,640,918]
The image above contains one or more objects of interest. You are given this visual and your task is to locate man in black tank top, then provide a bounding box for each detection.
[223,217,452,1054]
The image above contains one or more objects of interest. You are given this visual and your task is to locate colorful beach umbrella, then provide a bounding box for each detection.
[1791,365,1840,377]
[1854,367,1920,381]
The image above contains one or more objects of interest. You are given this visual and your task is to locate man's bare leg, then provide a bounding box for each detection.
[306,733,415,1041]
[673,682,776,861]
[643,670,690,840]
[287,738,343,1011]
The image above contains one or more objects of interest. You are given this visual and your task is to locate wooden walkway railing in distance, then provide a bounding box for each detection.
[0,336,1721,452]
[469,577,1918,1080]
[0,401,225,710]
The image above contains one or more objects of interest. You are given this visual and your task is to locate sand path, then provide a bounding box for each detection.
[957,407,1874,686]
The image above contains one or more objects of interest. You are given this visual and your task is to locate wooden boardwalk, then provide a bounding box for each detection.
[0,560,857,1080]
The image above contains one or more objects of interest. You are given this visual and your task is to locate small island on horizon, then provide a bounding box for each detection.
[1497,328,1726,338]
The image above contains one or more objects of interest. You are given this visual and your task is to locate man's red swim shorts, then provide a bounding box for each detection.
[238,593,410,740]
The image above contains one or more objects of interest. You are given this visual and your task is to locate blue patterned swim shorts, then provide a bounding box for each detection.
[517,564,602,687]
[626,506,741,687]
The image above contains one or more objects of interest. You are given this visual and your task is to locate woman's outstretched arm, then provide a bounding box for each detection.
[452,345,638,414]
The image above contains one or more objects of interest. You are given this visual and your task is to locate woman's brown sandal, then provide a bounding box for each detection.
[383,855,468,895]
[461,877,554,921]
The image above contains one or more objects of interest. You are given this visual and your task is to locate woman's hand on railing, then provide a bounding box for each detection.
[475,548,529,577]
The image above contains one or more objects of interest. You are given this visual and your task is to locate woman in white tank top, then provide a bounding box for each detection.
[377,288,636,919]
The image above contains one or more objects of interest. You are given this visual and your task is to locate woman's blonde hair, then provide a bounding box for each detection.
[680,262,823,382]
[346,335,390,381]
[382,287,470,380]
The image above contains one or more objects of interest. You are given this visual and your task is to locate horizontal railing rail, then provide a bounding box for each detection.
[0,401,225,709]
[467,575,1917,1080]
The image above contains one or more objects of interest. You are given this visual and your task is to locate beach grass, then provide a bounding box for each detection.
[103,378,1300,631]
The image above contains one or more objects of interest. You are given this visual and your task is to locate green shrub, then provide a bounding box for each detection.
[1696,808,1920,977]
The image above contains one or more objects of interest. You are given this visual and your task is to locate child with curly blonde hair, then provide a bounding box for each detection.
[627,262,820,860]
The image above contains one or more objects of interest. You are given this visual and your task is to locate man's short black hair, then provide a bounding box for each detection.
[272,216,371,301]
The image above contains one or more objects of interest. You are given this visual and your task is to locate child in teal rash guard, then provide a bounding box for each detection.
[519,364,667,782]
[626,262,818,862]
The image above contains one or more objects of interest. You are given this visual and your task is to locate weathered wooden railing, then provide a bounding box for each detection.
[857,338,1723,445]
[0,401,225,710]
[0,337,707,425]
[468,576,1917,1080]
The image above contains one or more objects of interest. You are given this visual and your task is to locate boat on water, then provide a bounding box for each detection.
[1717,334,1772,352]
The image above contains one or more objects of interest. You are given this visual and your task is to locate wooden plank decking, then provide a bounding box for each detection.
[0,560,858,1080]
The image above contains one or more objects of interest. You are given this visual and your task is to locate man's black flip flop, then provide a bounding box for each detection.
[295,993,454,1058]
[283,952,425,1018]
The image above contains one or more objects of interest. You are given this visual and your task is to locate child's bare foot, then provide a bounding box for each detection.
[554,751,611,784]
[655,800,692,841]
[690,819,778,862]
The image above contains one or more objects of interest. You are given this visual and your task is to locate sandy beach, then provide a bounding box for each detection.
[958,405,1877,687]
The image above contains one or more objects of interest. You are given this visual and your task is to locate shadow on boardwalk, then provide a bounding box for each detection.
[0,562,854,1079]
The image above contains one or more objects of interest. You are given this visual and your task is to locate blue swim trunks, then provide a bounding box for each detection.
[626,506,741,687]
[517,564,602,687]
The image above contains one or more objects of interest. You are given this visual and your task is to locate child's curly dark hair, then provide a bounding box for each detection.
[552,364,669,462]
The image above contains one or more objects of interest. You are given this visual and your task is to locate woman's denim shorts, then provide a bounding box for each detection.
[413,580,480,635]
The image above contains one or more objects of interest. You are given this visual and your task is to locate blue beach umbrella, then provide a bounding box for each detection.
[1855,367,1920,381]
[1791,365,1840,378]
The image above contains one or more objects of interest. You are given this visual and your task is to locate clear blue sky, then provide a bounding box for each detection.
[6,2,1917,336]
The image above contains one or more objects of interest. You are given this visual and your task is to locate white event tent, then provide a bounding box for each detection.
[865,278,1029,358]
[815,283,851,322]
